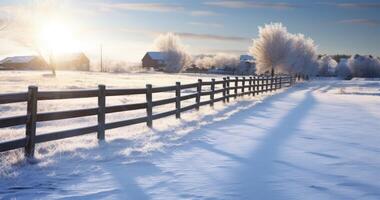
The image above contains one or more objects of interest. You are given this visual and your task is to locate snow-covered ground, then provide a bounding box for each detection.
[1,72,380,200]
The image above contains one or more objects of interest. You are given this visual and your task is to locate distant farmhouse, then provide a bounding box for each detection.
[0,53,90,71]
[142,52,166,71]
[0,56,48,70]
[55,53,90,71]
[237,55,256,75]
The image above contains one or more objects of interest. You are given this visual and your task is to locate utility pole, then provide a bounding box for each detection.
[100,44,103,72]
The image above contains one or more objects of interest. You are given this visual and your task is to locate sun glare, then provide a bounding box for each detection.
[39,21,79,54]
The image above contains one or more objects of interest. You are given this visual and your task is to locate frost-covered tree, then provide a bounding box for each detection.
[250,23,318,76]
[154,32,191,73]
[347,55,380,78]
[335,59,351,79]
[249,23,291,75]
[318,55,338,76]
[194,53,239,69]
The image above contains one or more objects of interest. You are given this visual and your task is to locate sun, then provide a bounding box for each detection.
[38,21,79,54]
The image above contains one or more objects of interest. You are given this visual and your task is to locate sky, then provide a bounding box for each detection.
[0,0,380,65]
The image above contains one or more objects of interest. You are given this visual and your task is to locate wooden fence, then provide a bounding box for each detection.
[0,75,295,158]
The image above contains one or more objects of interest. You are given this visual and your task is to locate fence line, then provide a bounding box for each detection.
[0,75,296,158]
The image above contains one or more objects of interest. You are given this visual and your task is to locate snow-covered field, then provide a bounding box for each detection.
[1,71,380,200]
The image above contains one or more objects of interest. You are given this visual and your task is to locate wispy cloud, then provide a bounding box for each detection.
[338,19,380,26]
[190,10,219,16]
[188,22,224,28]
[336,3,380,9]
[175,32,249,42]
[203,1,297,9]
[122,28,249,42]
[94,3,184,12]
[319,2,380,9]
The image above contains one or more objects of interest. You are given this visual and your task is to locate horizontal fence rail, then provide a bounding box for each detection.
[0,75,296,158]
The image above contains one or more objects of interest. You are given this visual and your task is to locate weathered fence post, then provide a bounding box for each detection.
[249,77,253,96]
[175,82,181,119]
[242,77,245,95]
[253,76,256,96]
[146,84,153,128]
[226,77,230,103]
[196,79,202,110]
[25,86,38,158]
[270,76,274,92]
[234,77,238,99]
[97,85,106,140]
[222,77,227,103]
[210,79,215,107]
[266,76,269,92]
[280,76,282,88]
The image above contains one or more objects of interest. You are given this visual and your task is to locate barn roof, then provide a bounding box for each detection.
[0,56,38,64]
[146,52,166,60]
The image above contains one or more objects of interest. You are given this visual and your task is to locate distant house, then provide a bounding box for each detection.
[237,55,256,75]
[142,52,167,71]
[0,56,48,70]
[55,53,90,71]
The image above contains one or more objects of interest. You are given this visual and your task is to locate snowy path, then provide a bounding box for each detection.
[1,79,380,199]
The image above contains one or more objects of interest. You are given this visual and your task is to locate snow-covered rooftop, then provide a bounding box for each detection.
[0,56,38,64]
[240,55,254,62]
[147,52,166,60]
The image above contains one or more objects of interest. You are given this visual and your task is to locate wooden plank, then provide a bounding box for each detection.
[97,85,105,140]
[37,108,98,122]
[152,110,177,120]
[180,104,197,112]
[0,138,27,152]
[0,92,27,104]
[222,78,227,103]
[105,117,148,130]
[234,77,238,99]
[25,86,38,158]
[253,76,256,96]
[200,91,212,96]
[196,79,202,110]
[35,125,98,143]
[214,80,225,84]
[146,84,153,128]
[175,82,181,119]
[249,77,253,96]
[152,97,176,107]
[180,83,198,89]
[180,93,197,101]
[210,79,215,107]
[199,100,212,107]
[106,88,147,96]
[242,77,246,94]
[0,115,27,128]
[226,77,230,102]
[106,103,147,113]
[38,90,98,100]
[214,88,226,94]
[151,85,177,93]
[214,96,225,103]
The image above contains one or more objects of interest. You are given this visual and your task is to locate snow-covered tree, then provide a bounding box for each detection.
[194,53,239,69]
[347,55,380,78]
[249,23,291,75]
[249,23,318,76]
[154,32,191,73]
[335,59,351,79]
[318,55,338,76]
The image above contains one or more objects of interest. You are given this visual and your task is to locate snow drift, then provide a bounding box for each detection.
[249,23,318,76]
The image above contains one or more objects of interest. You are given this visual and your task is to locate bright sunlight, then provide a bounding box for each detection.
[38,20,79,54]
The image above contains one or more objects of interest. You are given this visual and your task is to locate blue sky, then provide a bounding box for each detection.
[0,0,380,62]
